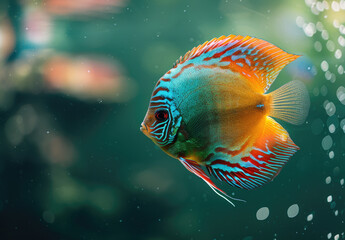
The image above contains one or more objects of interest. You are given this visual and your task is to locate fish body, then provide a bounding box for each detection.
[141,35,310,205]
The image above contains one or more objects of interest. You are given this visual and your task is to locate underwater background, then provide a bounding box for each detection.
[0,0,344,239]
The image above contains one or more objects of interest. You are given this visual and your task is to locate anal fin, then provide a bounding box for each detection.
[207,117,299,190]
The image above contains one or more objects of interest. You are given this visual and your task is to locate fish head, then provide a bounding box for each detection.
[140,94,182,149]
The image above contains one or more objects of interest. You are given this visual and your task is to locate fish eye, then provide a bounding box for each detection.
[155,109,169,121]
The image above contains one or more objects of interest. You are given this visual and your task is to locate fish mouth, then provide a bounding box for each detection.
[140,122,148,133]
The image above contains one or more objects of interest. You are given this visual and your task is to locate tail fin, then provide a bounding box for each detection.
[268,80,310,125]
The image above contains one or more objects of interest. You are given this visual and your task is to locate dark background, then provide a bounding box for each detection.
[0,0,344,239]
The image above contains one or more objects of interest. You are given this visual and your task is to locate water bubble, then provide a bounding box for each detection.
[335,210,339,216]
[337,65,344,74]
[333,19,340,28]
[325,71,332,81]
[305,0,315,7]
[321,60,329,71]
[332,1,340,11]
[334,234,340,240]
[321,30,329,40]
[334,49,342,59]
[321,85,328,96]
[340,178,344,185]
[296,16,305,27]
[328,233,332,239]
[314,41,322,52]
[313,87,320,96]
[338,36,345,47]
[316,21,324,31]
[325,176,332,184]
[329,151,334,159]
[326,40,335,52]
[287,204,299,218]
[307,213,313,221]
[338,0,345,9]
[329,124,335,133]
[304,23,316,37]
[256,207,269,220]
[316,1,325,11]
[336,86,345,104]
[340,119,345,132]
[322,135,333,150]
[327,195,333,202]
[325,102,336,116]
[340,25,345,34]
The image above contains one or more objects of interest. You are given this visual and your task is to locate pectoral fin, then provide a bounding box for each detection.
[178,157,245,206]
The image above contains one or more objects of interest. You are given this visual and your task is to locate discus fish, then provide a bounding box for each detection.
[140,35,310,206]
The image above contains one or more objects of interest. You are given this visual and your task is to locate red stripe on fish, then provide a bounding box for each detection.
[152,87,169,96]
[160,78,171,82]
[172,63,194,78]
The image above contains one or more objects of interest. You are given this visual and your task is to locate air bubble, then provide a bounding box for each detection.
[316,21,324,31]
[326,40,335,51]
[340,179,344,185]
[337,65,344,74]
[340,119,345,132]
[321,30,329,40]
[316,1,325,11]
[287,204,299,218]
[332,1,340,11]
[329,124,335,133]
[327,233,332,239]
[321,60,329,71]
[321,85,328,96]
[256,207,269,220]
[325,102,336,116]
[307,213,313,221]
[313,87,320,96]
[333,19,340,28]
[334,49,342,59]
[327,195,332,202]
[314,41,322,52]
[296,16,305,27]
[329,151,334,159]
[336,86,345,104]
[338,36,345,47]
[334,234,339,240]
[304,23,316,37]
[340,25,345,34]
[322,135,333,150]
[341,0,345,9]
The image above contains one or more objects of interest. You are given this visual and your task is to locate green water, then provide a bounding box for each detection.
[0,0,344,239]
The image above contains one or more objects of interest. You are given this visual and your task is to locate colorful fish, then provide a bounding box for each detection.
[140,35,310,206]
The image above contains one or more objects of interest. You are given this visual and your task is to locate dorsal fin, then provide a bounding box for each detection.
[173,35,300,93]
